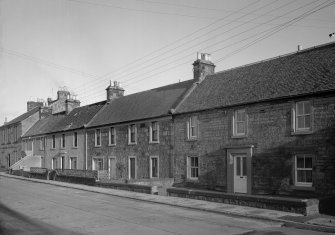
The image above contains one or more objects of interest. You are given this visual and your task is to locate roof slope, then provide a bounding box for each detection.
[49,101,106,132]
[88,80,194,127]
[177,42,335,114]
[2,107,40,127]
[23,115,65,137]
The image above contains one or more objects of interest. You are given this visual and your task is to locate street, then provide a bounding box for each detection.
[0,176,332,235]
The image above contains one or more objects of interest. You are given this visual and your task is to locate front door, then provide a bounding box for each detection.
[234,155,247,193]
[108,158,116,179]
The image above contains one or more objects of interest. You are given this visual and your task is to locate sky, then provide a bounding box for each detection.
[0,0,335,123]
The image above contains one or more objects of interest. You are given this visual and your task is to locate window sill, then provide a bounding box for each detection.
[186,138,198,142]
[231,135,248,139]
[94,145,102,148]
[128,142,137,145]
[50,148,56,150]
[291,130,313,135]
[186,178,199,182]
[290,185,315,191]
[72,147,78,149]
[149,141,160,144]
[108,144,116,147]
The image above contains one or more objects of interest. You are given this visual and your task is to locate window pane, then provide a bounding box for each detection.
[242,157,247,176]
[305,157,312,168]
[237,122,245,134]
[305,170,312,183]
[297,102,304,115]
[297,157,304,168]
[304,102,311,114]
[236,157,241,176]
[297,170,305,182]
[304,115,311,128]
[297,116,304,129]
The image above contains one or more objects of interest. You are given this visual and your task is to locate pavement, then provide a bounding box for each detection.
[1,172,334,233]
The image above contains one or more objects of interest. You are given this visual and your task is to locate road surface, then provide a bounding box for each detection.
[0,176,331,235]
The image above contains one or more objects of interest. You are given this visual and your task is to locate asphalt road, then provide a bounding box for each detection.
[0,176,332,235]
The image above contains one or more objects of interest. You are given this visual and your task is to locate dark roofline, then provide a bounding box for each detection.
[214,41,335,76]
[175,89,335,116]
[87,114,172,129]
[1,106,40,128]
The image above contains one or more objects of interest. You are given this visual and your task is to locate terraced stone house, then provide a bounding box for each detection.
[172,42,335,196]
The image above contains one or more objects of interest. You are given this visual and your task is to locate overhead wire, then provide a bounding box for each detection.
[78,0,326,101]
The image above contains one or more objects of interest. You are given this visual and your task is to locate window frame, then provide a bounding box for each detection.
[128,124,137,145]
[128,156,136,179]
[295,155,313,187]
[95,129,101,147]
[187,116,198,140]
[61,134,66,149]
[292,100,313,134]
[39,137,45,151]
[70,157,77,169]
[92,157,104,171]
[109,127,116,146]
[149,121,159,143]
[233,109,247,137]
[51,135,56,149]
[150,156,159,178]
[73,132,78,148]
[187,156,199,180]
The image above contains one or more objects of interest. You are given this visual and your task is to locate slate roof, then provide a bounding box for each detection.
[88,80,194,127]
[49,101,106,133]
[176,42,335,114]
[22,115,65,138]
[2,107,40,127]
[22,101,106,137]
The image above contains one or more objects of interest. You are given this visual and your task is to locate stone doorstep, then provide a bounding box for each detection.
[166,187,319,215]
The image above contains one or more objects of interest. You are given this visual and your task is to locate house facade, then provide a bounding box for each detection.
[173,42,335,196]
[22,101,105,171]
[86,81,194,183]
[0,101,51,169]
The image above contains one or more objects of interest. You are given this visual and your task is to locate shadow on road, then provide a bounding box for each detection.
[0,202,82,235]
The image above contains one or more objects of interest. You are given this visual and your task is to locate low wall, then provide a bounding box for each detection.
[95,182,154,194]
[167,188,319,215]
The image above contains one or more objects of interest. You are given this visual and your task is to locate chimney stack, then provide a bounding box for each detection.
[106,81,124,103]
[193,52,215,83]
[27,100,44,112]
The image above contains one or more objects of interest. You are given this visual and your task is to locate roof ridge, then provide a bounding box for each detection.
[213,41,335,76]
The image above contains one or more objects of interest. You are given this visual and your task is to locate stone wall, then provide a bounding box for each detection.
[173,93,335,196]
[87,118,173,180]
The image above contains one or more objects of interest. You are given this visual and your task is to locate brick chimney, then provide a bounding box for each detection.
[193,52,215,83]
[106,81,124,103]
[65,98,80,114]
[57,90,70,101]
[27,101,44,112]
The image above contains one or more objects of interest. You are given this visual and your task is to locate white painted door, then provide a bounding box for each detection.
[108,158,116,179]
[234,155,247,193]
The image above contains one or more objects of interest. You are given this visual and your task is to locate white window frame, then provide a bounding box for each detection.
[150,156,159,178]
[70,157,77,169]
[92,157,104,171]
[187,156,199,180]
[149,121,159,143]
[39,137,45,151]
[128,124,137,145]
[293,101,312,133]
[51,135,56,149]
[128,156,136,179]
[61,134,66,149]
[109,127,116,146]
[295,155,313,187]
[60,156,65,169]
[95,129,101,147]
[52,158,57,169]
[233,109,247,136]
[187,116,198,140]
[73,132,78,148]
